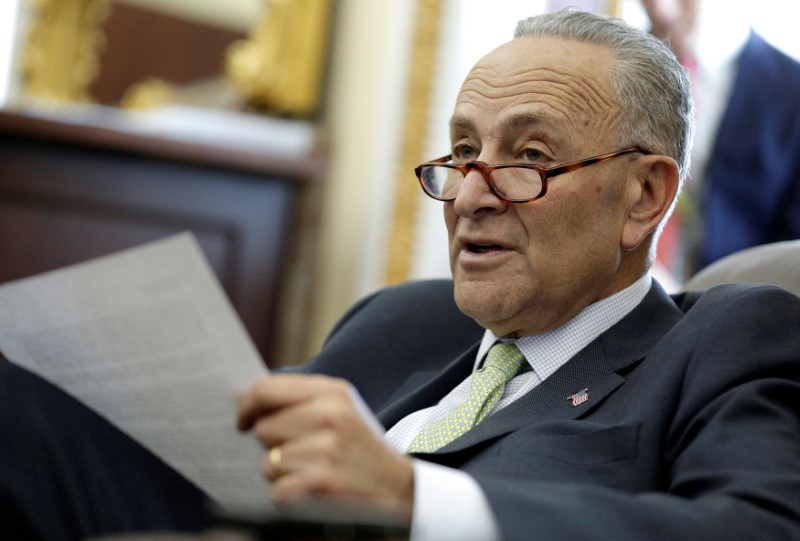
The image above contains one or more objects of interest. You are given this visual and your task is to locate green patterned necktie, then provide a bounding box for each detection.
[407,342,525,453]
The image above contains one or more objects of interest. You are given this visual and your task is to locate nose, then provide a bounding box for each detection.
[452,166,508,217]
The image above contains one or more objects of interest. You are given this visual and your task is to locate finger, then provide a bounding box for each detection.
[261,430,415,519]
[268,454,409,512]
[261,431,338,480]
[250,392,359,449]
[264,446,285,480]
[237,374,352,431]
[270,462,346,502]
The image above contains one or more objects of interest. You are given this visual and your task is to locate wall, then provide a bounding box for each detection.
[307,0,417,355]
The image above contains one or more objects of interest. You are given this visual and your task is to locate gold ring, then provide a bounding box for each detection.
[269,446,283,477]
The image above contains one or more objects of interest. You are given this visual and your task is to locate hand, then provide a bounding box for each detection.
[237,374,415,518]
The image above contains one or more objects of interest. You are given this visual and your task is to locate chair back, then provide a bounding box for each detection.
[682,240,800,296]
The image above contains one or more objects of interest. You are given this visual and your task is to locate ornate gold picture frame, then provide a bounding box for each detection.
[19,0,333,117]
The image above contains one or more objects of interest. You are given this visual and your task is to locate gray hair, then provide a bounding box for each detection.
[514,9,694,184]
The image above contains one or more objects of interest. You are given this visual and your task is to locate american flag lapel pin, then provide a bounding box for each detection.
[567,388,589,407]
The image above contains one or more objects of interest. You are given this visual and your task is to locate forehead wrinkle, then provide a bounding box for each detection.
[458,64,617,129]
[500,111,551,134]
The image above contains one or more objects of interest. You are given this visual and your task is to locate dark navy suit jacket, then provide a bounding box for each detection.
[298,279,800,541]
[701,32,800,268]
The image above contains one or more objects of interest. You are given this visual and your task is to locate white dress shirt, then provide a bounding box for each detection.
[383,274,652,541]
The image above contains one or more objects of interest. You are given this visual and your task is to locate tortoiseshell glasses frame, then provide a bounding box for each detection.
[415,147,648,203]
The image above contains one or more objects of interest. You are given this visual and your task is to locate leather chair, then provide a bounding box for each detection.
[682,240,800,296]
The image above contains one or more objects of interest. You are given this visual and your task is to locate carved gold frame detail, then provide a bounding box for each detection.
[22,0,110,103]
[227,0,333,117]
[384,0,443,285]
[19,0,333,116]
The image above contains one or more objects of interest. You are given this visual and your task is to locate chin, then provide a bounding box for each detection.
[453,278,517,331]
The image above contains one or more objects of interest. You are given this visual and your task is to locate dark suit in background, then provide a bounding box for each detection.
[700,32,800,268]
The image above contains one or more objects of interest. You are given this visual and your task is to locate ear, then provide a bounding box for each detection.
[621,155,680,250]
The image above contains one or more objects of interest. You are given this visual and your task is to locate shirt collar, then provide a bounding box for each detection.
[475,273,653,378]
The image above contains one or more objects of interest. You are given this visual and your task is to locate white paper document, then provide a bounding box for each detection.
[0,233,272,512]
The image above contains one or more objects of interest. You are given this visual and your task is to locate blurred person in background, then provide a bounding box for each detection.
[643,0,800,281]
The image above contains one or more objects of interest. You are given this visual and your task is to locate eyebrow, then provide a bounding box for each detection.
[449,114,475,133]
[449,111,556,136]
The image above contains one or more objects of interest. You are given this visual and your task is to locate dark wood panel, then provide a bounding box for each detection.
[0,121,303,366]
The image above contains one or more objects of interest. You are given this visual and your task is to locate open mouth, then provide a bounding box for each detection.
[465,242,505,254]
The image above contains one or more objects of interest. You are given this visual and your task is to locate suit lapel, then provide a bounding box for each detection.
[434,340,625,453]
[416,281,684,457]
[377,342,480,430]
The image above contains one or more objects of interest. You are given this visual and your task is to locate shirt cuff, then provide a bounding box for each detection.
[409,459,501,541]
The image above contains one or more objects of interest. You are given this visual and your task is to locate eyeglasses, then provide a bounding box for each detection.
[415,147,648,202]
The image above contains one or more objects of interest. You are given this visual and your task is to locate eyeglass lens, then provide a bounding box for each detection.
[420,165,543,201]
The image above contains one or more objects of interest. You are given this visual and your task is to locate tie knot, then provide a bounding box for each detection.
[482,342,525,380]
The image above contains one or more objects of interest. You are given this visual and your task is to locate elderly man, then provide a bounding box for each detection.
[236,8,800,541]
[2,8,799,541]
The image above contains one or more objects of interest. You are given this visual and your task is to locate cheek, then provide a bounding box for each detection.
[518,195,574,252]
[443,203,456,232]
[522,188,622,272]
[549,182,622,234]
[444,202,461,235]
